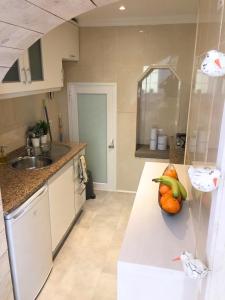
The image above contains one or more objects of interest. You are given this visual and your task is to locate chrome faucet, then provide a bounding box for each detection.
[25,136,33,157]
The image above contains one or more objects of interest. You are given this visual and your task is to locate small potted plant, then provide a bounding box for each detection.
[31,123,42,147]
[38,120,49,145]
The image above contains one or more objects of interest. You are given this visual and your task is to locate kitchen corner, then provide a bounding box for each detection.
[1,141,87,300]
[0,142,86,214]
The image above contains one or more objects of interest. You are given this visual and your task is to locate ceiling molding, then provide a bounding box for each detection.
[78,14,197,27]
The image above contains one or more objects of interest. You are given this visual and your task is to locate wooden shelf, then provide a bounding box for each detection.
[135,144,185,164]
[135,144,169,159]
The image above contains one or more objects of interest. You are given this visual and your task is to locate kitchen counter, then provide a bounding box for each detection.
[0,142,86,214]
[118,162,198,300]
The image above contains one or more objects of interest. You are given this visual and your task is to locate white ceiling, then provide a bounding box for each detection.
[78,0,198,27]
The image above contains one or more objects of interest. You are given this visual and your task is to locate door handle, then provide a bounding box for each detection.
[108,139,114,149]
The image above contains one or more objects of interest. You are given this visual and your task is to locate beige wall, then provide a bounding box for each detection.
[185,0,225,286]
[0,93,62,153]
[57,24,196,191]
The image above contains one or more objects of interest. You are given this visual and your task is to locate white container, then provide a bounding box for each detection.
[157,135,167,150]
[31,137,40,148]
[40,135,48,145]
[157,128,164,135]
[158,135,167,144]
[150,139,157,150]
[150,128,158,140]
[158,144,167,151]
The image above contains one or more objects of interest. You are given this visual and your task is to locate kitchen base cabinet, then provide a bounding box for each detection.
[75,185,86,216]
[48,160,75,253]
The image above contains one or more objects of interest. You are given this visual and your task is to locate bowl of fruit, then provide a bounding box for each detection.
[152,164,187,215]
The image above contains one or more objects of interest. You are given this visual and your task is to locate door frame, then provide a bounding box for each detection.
[67,82,117,191]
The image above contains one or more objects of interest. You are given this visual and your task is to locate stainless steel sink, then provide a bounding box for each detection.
[11,156,53,170]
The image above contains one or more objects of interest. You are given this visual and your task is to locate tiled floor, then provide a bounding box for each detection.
[38,191,135,300]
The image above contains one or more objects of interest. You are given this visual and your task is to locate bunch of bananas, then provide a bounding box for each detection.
[152,165,188,215]
[152,176,187,200]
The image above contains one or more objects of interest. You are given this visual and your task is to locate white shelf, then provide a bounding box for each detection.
[118,162,198,300]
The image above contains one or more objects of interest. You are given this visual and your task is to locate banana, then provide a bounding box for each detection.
[153,175,187,200]
[177,181,187,200]
[152,176,180,198]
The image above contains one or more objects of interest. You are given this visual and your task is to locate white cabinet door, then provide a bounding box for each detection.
[48,161,75,252]
[22,35,63,92]
[0,21,78,98]
[0,54,27,96]
[60,22,79,61]
[41,31,63,89]
[45,21,79,61]
[75,182,86,215]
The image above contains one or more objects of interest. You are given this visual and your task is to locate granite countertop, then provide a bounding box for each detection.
[0,142,86,215]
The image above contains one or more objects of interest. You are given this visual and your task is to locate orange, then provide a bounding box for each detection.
[159,184,171,195]
[165,190,173,197]
[164,169,178,179]
[159,193,171,206]
[160,195,181,214]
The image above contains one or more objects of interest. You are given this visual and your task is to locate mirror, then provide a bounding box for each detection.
[136,66,185,163]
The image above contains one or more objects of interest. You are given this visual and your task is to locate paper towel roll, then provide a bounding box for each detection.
[150,139,157,150]
[150,128,158,140]
[158,135,167,150]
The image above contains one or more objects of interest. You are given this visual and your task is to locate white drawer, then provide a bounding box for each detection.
[73,149,86,186]
[75,183,85,195]
[73,159,79,177]
[75,190,86,215]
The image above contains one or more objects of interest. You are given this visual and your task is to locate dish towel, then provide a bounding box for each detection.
[79,155,88,184]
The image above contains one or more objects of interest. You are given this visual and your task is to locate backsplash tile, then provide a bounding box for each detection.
[0,93,62,153]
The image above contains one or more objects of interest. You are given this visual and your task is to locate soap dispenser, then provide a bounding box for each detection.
[0,146,7,164]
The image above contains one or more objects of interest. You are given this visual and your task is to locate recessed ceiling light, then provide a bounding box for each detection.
[139,30,144,33]
[119,5,126,11]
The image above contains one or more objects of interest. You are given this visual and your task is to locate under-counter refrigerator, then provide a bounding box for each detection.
[5,185,52,300]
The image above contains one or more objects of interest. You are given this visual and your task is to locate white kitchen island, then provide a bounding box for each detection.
[118,162,199,300]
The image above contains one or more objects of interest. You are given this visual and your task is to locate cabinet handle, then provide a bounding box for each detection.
[21,68,27,84]
[70,54,76,58]
[26,68,32,84]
